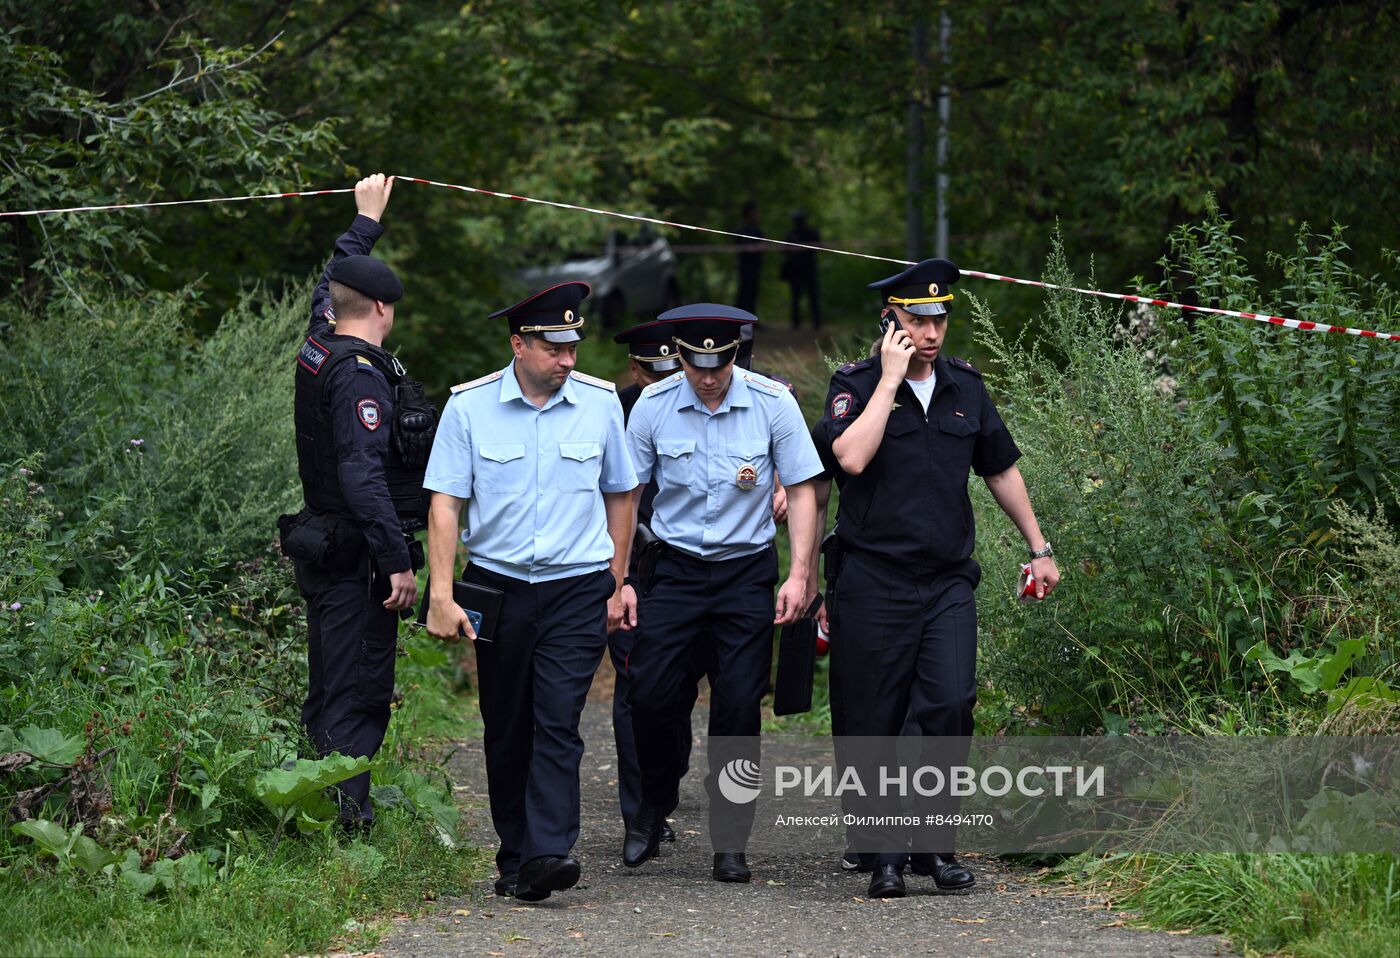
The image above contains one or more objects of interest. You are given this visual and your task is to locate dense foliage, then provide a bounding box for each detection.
[3,2,1398,955]
[972,217,1400,734]
[5,1,1399,391]
[0,294,477,954]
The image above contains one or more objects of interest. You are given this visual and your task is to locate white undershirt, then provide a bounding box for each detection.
[905,370,936,412]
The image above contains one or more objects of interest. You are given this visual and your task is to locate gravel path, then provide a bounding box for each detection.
[378,677,1232,958]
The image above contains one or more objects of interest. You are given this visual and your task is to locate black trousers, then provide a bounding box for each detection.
[627,545,778,851]
[830,551,979,866]
[468,564,613,875]
[607,625,704,826]
[296,558,398,821]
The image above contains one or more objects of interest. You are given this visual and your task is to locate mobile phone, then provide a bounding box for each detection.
[878,309,903,337]
[408,604,488,640]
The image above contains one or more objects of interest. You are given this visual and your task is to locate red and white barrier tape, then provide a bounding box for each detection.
[4,175,1397,341]
[0,187,352,217]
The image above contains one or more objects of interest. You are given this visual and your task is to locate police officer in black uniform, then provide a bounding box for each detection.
[608,323,696,846]
[819,258,1060,898]
[285,174,436,827]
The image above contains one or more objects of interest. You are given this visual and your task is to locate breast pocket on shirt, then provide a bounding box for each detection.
[557,440,602,492]
[937,413,980,471]
[477,442,527,493]
[656,438,697,487]
[725,438,771,491]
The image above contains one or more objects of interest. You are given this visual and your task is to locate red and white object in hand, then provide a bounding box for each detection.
[1019,563,1038,603]
[815,622,830,656]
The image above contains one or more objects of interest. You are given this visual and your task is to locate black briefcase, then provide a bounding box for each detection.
[415,580,504,642]
[772,597,823,716]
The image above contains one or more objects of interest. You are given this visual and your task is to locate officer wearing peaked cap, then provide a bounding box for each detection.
[423,281,638,903]
[618,304,824,883]
[605,323,700,847]
[818,257,1060,899]
[285,174,437,830]
[614,323,684,419]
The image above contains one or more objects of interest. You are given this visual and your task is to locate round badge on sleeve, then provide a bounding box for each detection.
[356,398,382,431]
[736,464,758,491]
[830,392,853,418]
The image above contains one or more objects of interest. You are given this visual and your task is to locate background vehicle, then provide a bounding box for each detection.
[517,226,681,327]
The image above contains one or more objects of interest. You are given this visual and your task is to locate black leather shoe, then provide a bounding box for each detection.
[712,852,751,883]
[661,821,676,843]
[493,873,517,897]
[911,852,975,890]
[867,863,906,899]
[515,855,581,902]
[623,803,663,867]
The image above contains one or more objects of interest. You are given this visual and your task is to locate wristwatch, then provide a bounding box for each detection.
[1030,541,1054,560]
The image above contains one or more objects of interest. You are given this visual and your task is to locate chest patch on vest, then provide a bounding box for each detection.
[298,336,331,375]
[356,397,382,431]
[830,392,853,418]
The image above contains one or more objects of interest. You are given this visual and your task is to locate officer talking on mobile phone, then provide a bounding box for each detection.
[818,257,1060,899]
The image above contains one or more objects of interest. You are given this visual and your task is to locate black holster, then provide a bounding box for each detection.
[821,532,843,590]
[821,531,843,613]
[278,510,362,573]
[632,523,664,597]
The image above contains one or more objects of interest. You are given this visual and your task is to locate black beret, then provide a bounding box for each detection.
[869,257,959,316]
[328,255,404,304]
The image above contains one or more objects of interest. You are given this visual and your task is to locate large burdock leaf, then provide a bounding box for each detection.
[71,835,121,874]
[249,754,371,812]
[16,727,84,765]
[11,819,79,861]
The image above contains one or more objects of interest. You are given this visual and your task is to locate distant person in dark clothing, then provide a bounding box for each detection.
[781,209,822,329]
[734,200,764,313]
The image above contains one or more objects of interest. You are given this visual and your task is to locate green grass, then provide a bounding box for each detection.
[0,644,489,958]
[0,811,490,957]
[1060,852,1400,958]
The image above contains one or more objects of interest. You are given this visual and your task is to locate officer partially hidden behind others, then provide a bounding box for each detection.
[819,257,1060,899]
[281,174,437,828]
[619,305,824,884]
[607,323,697,847]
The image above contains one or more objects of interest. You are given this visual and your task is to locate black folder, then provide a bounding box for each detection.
[772,596,824,716]
[415,580,504,642]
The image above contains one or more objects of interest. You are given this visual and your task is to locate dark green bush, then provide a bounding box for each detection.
[0,288,303,578]
[971,218,1400,733]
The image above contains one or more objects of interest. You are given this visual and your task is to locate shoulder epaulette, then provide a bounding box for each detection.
[838,358,874,374]
[356,356,374,366]
[949,356,982,378]
[569,370,617,392]
[641,372,684,398]
[451,370,503,394]
[740,372,785,397]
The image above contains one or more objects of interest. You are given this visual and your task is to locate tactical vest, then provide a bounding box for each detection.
[294,328,437,532]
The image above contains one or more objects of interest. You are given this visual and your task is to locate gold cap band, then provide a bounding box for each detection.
[886,293,955,307]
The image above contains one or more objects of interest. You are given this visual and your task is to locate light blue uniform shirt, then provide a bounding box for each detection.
[627,370,823,560]
[424,365,638,583]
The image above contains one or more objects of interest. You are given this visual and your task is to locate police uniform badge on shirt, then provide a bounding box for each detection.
[830,392,853,418]
[356,398,382,431]
[736,464,758,491]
